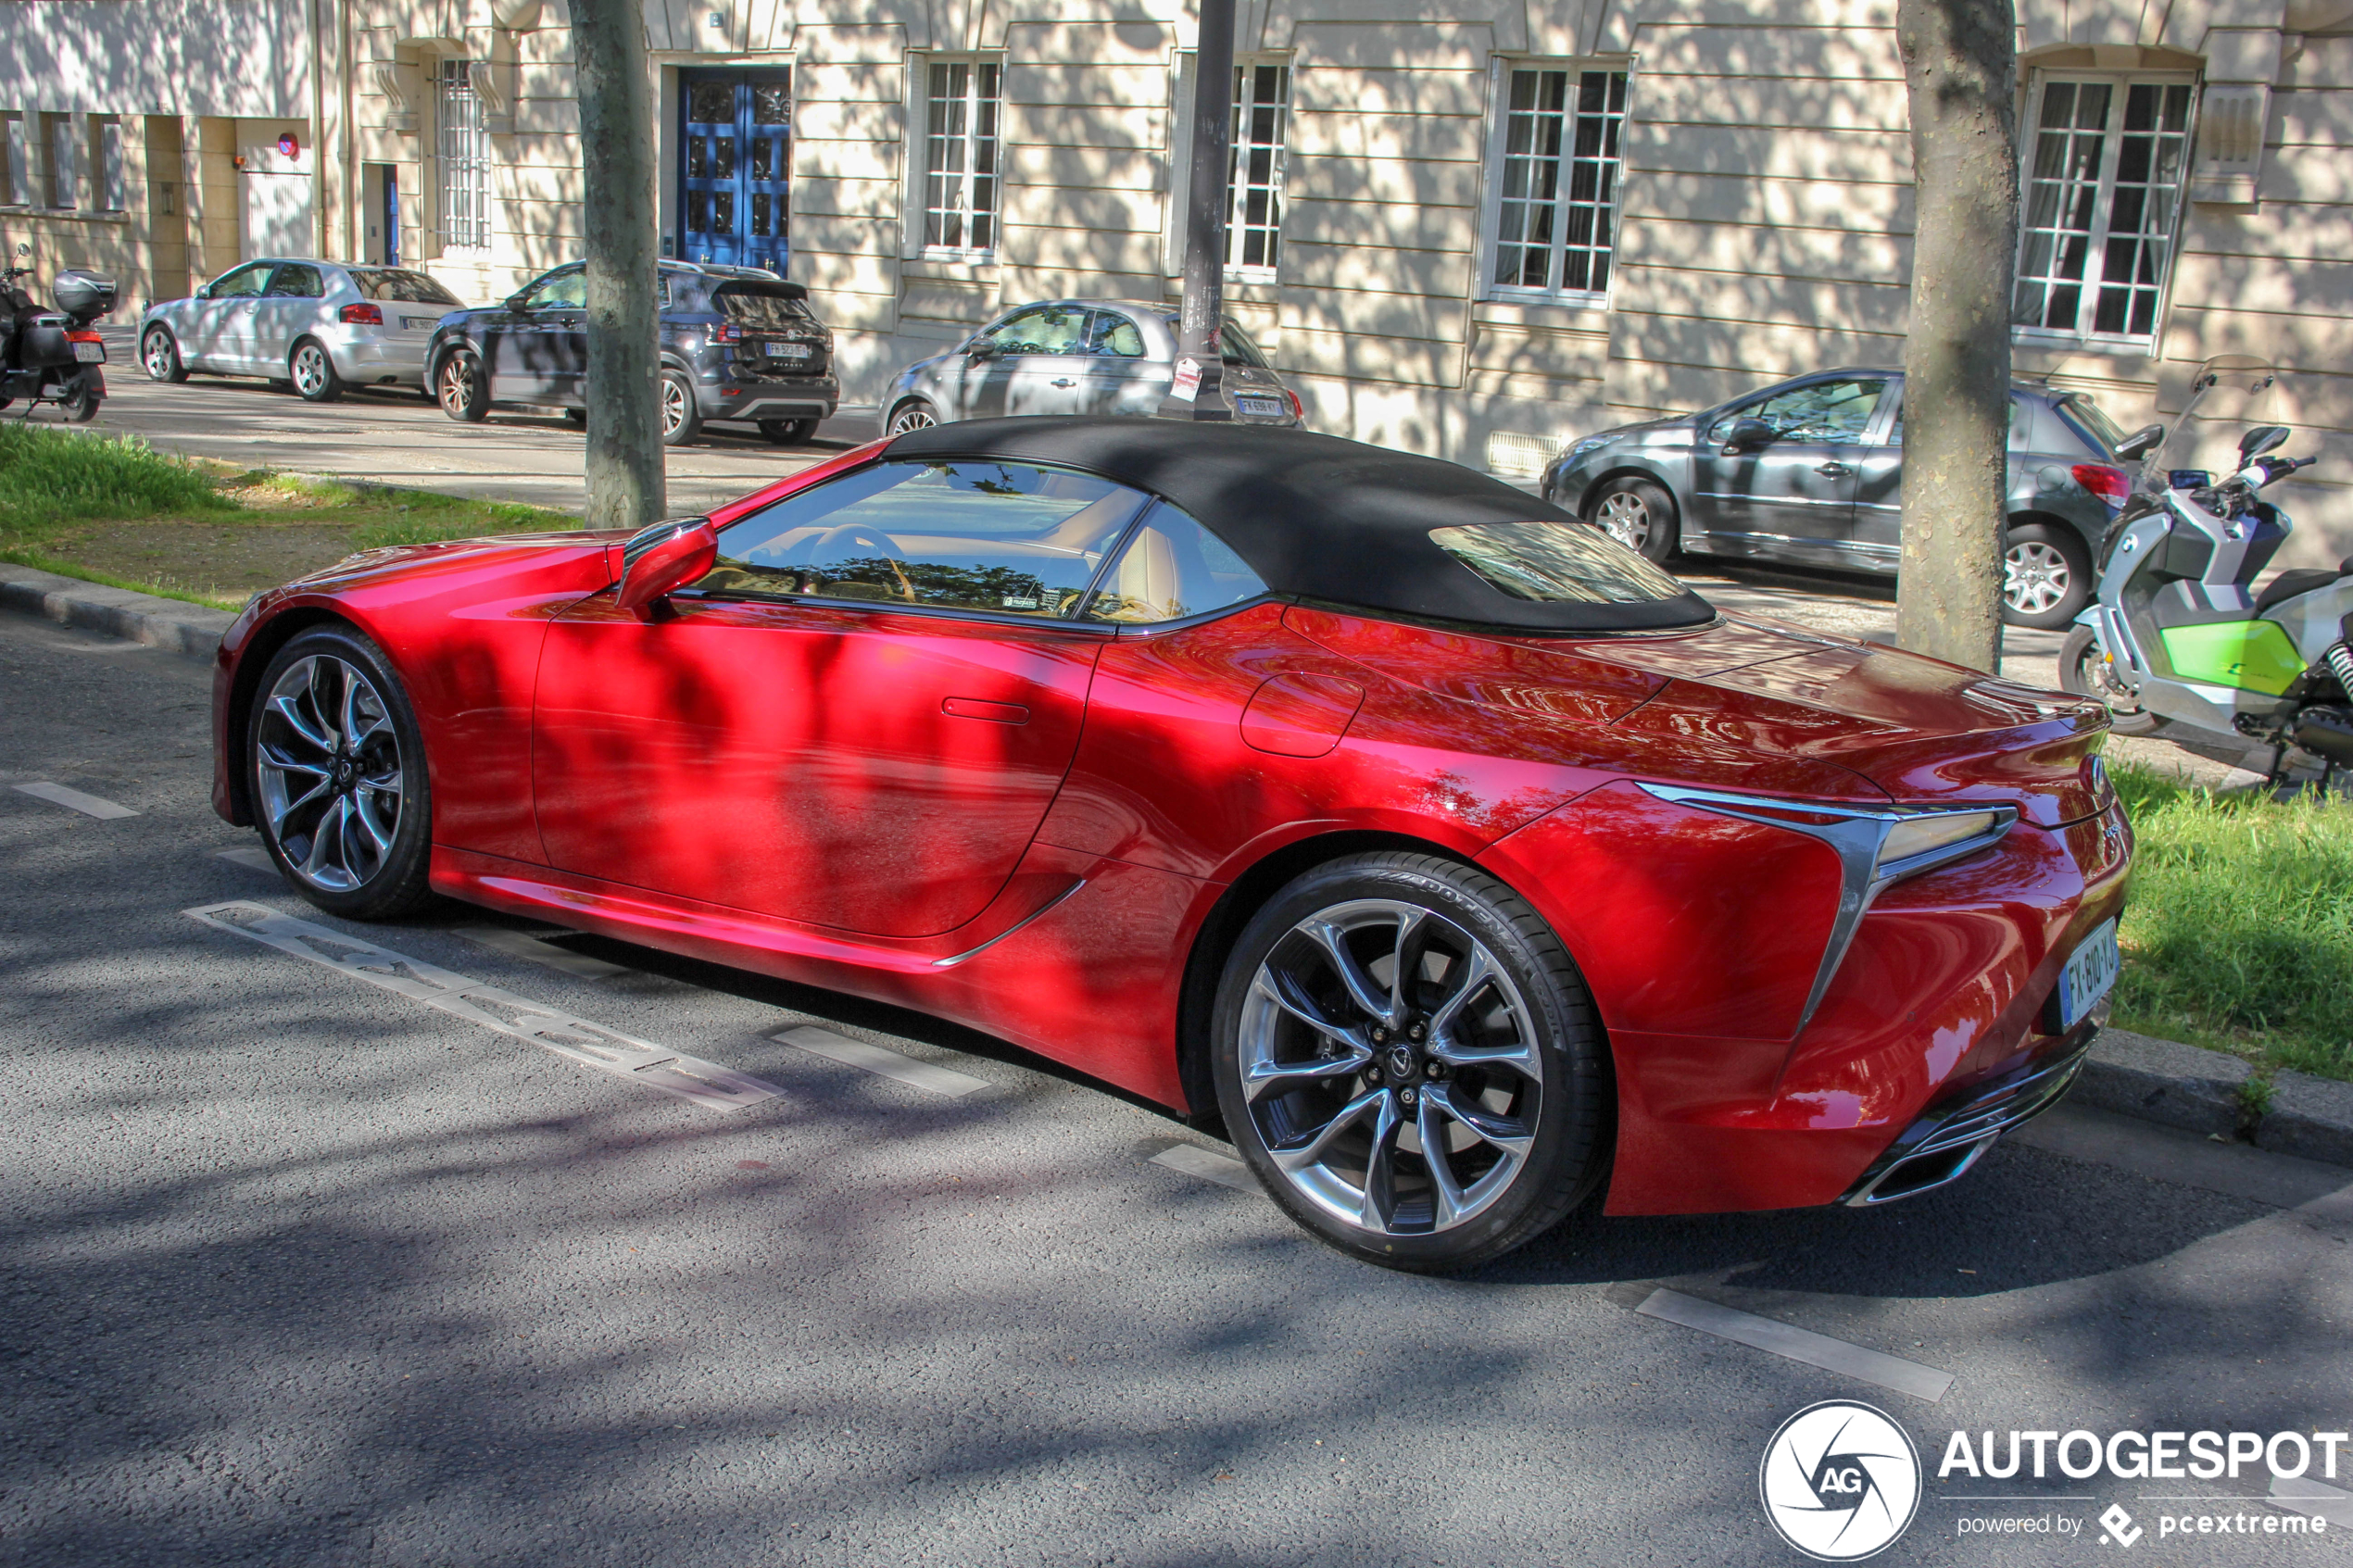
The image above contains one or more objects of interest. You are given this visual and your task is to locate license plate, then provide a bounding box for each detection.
[764,342,812,360]
[2054,919,2120,1030]
[1235,395,1283,418]
[402,316,440,331]
[73,342,106,363]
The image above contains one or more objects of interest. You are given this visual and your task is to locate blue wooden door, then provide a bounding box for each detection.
[680,71,790,272]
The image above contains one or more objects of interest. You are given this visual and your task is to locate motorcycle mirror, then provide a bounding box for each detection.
[14,243,27,257]
[2114,423,2165,462]
[2239,424,2291,461]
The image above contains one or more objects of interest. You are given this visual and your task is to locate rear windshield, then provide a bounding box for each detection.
[347,270,462,306]
[715,285,815,328]
[2055,392,2126,457]
[1431,521,1691,606]
[1158,315,1271,368]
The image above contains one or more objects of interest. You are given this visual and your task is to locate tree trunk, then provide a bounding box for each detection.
[1894,0,2018,671]
[572,0,666,529]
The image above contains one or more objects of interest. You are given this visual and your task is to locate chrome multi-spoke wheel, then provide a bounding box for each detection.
[887,401,938,435]
[1595,490,1652,552]
[256,655,404,892]
[1240,899,1542,1235]
[2003,539,2070,616]
[246,630,434,919]
[1214,854,1608,1271]
[1585,477,1677,564]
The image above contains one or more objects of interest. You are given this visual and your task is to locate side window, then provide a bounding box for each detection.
[264,264,325,298]
[208,263,273,299]
[1708,378,1887,445]
[695,459,1152,617]
[524,269,587,309]
[1086,310,1146,358]
[975,305,1088,357]
[1080,502,1269,624]
[1884,395,2029,449]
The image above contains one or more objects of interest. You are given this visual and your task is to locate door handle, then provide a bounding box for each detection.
[1049,378,1076,388]
[941,696,1029,725]
[1815,461,1852,477]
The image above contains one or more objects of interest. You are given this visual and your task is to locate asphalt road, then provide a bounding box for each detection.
[3,611,2348,1566]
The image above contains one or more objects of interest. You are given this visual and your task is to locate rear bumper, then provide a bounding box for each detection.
[323,328,430,383]
[702,373,839,423]
[1837,1022,2099,1205]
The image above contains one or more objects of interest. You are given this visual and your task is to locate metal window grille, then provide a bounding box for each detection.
[437,59,491,250]
[1224,63,1290,275]
[2013,78,2195,342]
[925,60,1000,253]
[1492,69,1628,298]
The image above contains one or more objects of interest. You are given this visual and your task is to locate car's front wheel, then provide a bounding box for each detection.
[660,370,703,446]
[1212,853,1611,1272]
[887,398,938,435]
[1586,477,1678,565]
[435,350,488,422]
[142,325,189,383]
[246,626,434,921]
[289,338,345,403]
[2002,521,2094,630]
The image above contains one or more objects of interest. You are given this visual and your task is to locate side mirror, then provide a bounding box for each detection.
[965,341,999,361]
[1720,417,1776,455]
[2113,422,2166,462]
[194,283,213,300]
[504,293,533,312]
[2240,423,2291,461]
[615,516,717,612]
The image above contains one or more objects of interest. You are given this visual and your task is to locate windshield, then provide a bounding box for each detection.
[348,270,462,305]
[2145,356,2282,491]
[1431,521,1692,606]
[2054,391,2127,456]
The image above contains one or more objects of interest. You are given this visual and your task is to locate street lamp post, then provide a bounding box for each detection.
[1158,0,1236,421]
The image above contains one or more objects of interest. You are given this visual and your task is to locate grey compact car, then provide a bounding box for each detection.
[1541,368,2161,628]
[877,298,1302,435]
[138,259,465,402]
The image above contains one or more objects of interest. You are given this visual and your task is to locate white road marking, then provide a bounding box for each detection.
[215,845,277,872]
[1150,1142,1261,1194]
[459,925,632,980]
[774,1025,993,1098]
[13,781,139,819]
[185,900,779,1113]
[1635,1287,1956,1402]
[2271,1475,2353,1526]
[42,638,152,654]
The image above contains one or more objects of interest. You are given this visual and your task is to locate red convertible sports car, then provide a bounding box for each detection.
[212,416,2131,1270]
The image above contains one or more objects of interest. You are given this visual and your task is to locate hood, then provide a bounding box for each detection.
[285,528,620,594]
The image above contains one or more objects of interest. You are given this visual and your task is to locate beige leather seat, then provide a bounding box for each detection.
[1110,526,1184,621]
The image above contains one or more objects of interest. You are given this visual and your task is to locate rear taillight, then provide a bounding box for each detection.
[65,329,103,345]
[2072,463,2131,507]
[714,323,741,343]
[339,303,384,326]
[1285,387,1304,422]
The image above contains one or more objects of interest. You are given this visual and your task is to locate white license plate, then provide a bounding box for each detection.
[1235,395,1284,417]
[2054,919,2120,1030]
[764,342,812,359]
[402,316,440,331]
[72,342,106,363]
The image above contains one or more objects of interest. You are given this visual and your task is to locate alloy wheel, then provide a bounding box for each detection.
[292,344,331,398]
[254,654,406,893]
[1238,899,1544,1236]
[888,404,937,434]
[142,330,176,381]
[2004,539,2071,615]
[661,377,688,436]
[1595,490,1651,551]
[436,357,474,417]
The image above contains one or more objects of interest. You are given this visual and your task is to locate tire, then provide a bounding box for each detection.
[245,625,434,921]
[2059,624,2163,736]
[142,325,189,383]
[1211,852,1612,1273]
[660,369,703,446]
[434,349,489,422]
[1585,477,1678,565]
[886,399,939,436]
[57,375,100,422]
[759,416,818,445]
[289,338,345,403]
[562,407,587,429]
[2002,521,2094,630]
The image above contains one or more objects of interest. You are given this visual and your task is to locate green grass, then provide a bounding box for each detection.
[0,423,230,541]
[2110,763,2353,1082]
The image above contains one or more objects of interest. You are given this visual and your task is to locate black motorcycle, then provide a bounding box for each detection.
[1,245,117,422]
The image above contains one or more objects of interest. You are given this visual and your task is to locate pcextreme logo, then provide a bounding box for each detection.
[1760,1400,1924,1562]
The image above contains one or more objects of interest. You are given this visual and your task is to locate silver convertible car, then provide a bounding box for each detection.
[877,297,1302,435]
[138,259,467,402]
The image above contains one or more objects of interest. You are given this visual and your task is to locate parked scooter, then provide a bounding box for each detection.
[2059,356,2353,787]
[1,243,116,422]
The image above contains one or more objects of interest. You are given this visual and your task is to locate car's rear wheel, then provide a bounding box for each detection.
[246,626,434,921]
[887,399,938,435]
[2059,624,2163,736]
[1211,853,1611,1273]
[760,417,818,445]
[1587,477,1678,565]
[57,376,100,422]
[289,338,345,403]
[660,369,703,446]
[142,325,189,383]
[435,350,488,422]
[2002,521,2094,630]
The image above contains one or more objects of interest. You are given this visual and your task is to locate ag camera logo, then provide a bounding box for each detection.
[1761,1400,1923,1561]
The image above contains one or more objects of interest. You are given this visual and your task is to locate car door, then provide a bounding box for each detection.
[182,262,274,371]
[1687,375,1889,564]
[532,455,1156,937]
[1849,389,2032,564]
[254,261,327,377]
[958,303,1091,420]
[1073,308,1162,415]
[486,267,585,402]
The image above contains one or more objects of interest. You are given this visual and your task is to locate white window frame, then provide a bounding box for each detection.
[435,58,492,253]
[1478,60,1631,307]
[912,54,1002,260]
[90,115,124,212]
[1164,54,1294,284]
[1225,57,1291,282]
[2011,70,2199,351]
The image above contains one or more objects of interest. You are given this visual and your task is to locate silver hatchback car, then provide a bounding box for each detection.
[878,298,1302,434]
[138,259,469,402]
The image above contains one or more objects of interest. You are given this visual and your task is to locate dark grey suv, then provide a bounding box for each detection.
[1541,369,2160,628]
[425,260,837,446]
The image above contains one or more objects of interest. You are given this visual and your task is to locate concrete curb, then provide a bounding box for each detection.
[2,562,2349,1171]
[0,563,234,662]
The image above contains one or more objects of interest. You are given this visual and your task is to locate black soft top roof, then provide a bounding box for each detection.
[884,416,1715,633]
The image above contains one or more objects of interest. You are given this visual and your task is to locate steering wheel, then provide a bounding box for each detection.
[811,523,901,562]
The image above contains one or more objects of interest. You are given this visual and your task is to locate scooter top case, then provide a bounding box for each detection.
[50,268,116,321]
